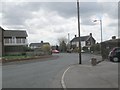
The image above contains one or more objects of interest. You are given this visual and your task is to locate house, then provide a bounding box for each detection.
[0,27,4,58]
[29,41,50,49]
[70,33,96,49]
[101,36,120,59]
[4,30,28,55]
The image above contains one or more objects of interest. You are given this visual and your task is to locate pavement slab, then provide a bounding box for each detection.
[64,61,118,88]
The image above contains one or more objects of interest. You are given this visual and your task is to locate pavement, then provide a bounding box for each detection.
[63,60,119,88]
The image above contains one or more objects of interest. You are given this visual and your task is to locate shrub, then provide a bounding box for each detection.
[90,44,100,53]
[72,47,79,53]
[41,45,51,55]
[82,46,88,52]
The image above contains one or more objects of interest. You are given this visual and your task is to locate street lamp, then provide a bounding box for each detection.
[68,33,70,51]
[94,19,103,56]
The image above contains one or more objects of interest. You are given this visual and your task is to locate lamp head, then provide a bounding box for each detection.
[93,20,97,22]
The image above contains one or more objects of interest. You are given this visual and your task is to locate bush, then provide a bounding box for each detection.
[72,47,79,53]
[41,45,51,55]
[82,46,88,52]
[90,44,100,53]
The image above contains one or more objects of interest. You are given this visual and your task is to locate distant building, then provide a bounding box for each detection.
[70,33,96,49]
[0,27,4,58]
[4,30,28,55]
[101,36,120,59]
[29,41,50,49]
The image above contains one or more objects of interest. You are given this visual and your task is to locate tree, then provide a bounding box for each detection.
[90,43,100,53]
[56,45,59,50]
[58,37,67,52]
[41,44,51,55]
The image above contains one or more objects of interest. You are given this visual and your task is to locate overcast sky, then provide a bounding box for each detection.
[0,1,119,45]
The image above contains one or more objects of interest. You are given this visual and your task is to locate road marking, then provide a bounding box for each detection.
[61,66,74,89]
[61,64,93,89]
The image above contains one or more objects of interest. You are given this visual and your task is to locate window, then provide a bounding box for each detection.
[4,38,9,43]
[16,38,21,43]
[22,39,26,43]
[12,36,16,43]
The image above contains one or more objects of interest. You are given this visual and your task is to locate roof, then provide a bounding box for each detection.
[4,30,28,37]
[29,42,50,47]
[70,36,89,42]
[0,26,4,31]
[102,38,120,43]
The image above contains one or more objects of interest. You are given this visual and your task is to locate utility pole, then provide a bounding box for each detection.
[100,20,103,43]
[94,19,103,56]
[68,33,70,50]
[77,0,82,64]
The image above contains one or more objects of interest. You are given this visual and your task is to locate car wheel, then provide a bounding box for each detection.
[113,57,119,62]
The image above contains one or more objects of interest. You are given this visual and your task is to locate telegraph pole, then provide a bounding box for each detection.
[68,33,70,51]
[77,0,82,64]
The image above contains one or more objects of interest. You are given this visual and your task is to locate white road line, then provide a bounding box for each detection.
[61,64,92,89]
[61,66,73,89]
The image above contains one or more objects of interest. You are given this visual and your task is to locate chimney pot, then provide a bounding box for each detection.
[90,33,92,36]
[112,36,116,39]
[75,35,77,37]
[41,41,43,43]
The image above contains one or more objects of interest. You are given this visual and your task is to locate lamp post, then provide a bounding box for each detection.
[68,33,70,51]
[94,19,103,55]
[77,0,82,64]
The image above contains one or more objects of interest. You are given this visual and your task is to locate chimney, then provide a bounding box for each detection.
[112,36,116,40]
[75,35,77,38]
[90,33,92,36]
[41,41,43,43]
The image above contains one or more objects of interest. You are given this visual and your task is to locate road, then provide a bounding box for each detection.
[2,53,101,88]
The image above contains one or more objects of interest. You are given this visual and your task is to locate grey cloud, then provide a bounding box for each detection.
[41,2,103,18]
[1,2,76,26]
[2,2,31,25]
[2,2,42,25]
[81,18,96,25]
[108,22,118,27]
[80,2,102,16]
[47,2,118,25]
[52,26,66,33]
[101,2,118,19]
[38,2,77,18]
[80,2,118,25]
[1,2,118,27]
[38,2,104,25]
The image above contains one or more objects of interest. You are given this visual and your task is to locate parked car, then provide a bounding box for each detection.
[52,50,59,53]
[108,47,120,62]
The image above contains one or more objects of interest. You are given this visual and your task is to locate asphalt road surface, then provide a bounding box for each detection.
[2,53,101,88]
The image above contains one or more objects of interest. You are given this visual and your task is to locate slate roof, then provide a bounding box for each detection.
[70,36,89,42]
[29,42,50,47]
[0,26,4,31]
[102,38,120,43]
[4,30,28,37]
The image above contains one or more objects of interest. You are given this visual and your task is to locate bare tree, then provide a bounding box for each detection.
[58,37,67,52]
[58,37,67,44]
